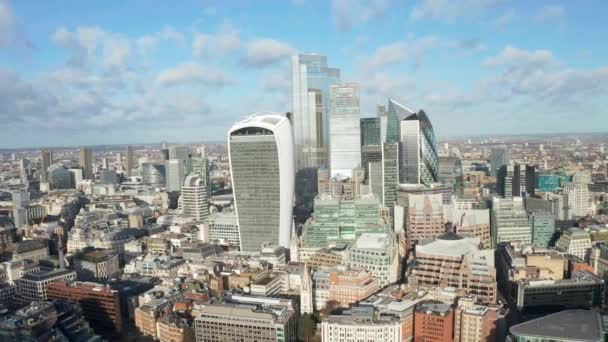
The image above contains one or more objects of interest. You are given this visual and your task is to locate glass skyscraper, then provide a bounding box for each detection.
[399,109,439,185]
[329,83,361,178]
[291,54,340,205]
[360,118,381,146]
[228,113,295,252]
[490,147,510,177]
[291,54,340,170]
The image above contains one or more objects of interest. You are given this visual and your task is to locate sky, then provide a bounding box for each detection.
[1,0,608,148]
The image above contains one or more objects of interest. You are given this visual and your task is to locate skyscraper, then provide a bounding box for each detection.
[399,109,438,185]
[181,175,209,222]
[228,113,295,252]
[291,54,340,205]
[329,83,361,178]
[166,159,185,192]
[141,162,166,186]
[41,150,52,182]
[169,146,191,175]
[381,142,400,217]
[291,54,340,170]
[386,98,413,143]
[490,147,510,177]
[79,146,93,180]
[125,145,135,177]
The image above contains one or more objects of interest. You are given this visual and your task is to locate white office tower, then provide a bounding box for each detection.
[329,83,361,178]
[166,159,185,192]
[491,196,532,247]
[563,183,591,219]
[181,175,209,222]
[291,54,341,170]
[229,113,295,252]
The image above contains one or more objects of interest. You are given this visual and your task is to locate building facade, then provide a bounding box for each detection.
[228,113,295,252]
[329,83,361,178]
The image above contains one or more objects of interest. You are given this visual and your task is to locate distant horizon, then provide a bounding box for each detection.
[3,129,607,152]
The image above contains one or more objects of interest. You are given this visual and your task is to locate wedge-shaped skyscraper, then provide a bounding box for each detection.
[228,113,295,252]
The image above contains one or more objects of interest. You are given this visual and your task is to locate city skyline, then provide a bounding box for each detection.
[2,0,608,148]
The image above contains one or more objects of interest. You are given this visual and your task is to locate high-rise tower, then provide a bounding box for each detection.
[228,113,295,252]
[125,145,135,177]
[79,147,93,180]
[329,83,361,178]
[181,175,209,222]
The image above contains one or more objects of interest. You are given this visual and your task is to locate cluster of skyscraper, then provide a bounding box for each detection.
[227,54,439,253]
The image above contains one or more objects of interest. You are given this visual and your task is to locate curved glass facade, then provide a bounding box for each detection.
[141,163,166,186]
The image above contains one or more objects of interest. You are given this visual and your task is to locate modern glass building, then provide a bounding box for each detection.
[385,99,413,143]
[302,196,389,248]
[489,147,510,177]
[399,109,439,185]
[360,118,381,146]
[291,54,340,170]
[48,164,73,190]
[529,212,555,247]
[536,174,559,192]
[190,157,210,193]
[141,163,166,187]
[329,83,361,178]
[382,142,400,218]
[491,197,532,248]
[228,113,295,252]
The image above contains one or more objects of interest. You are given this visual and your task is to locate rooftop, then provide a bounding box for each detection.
[510,310,602,341]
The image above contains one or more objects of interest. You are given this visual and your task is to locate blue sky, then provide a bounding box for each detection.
[1,0,607,148]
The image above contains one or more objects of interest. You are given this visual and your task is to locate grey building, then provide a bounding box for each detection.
[141,162,166,187]
[490,147,510,177]
[165,159,185,192]
[99,169,118,185]
[399,108,438,185]
[529,212,555,247]
[194,303,297,342]
[509,309,604,342]
[329,83,361,178]
[48,164,73,190]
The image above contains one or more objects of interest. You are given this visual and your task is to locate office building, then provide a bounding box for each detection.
[79,146,93,180]
[40,150,52,182]
[325,269,378,308]
[411,232,497,305]
[125,145,135,177]
[329,83,361,178]
[454,298,499,342]
[48,164,73,189]
[141,162,166,186]
[157,313,191,342]
[98,169,117,185]
[497,163,535,198]
[194,302,297,342]
[190,156,210,192]
[513,271,604,313]
[166,159,185,192]
[405,193,446,248]
[445,205,491,249]
[489,147,510,177]
[509,309,604,342]
[321,307,404,342]
[360,117,381,146]
[47,281,123,338]
[399,108,438,185]
[438,156,463,193]
[71,249,120,281]
[491,197,532,247]
[291,54,340,170]
[15,268,76,304]
[180,175,209,222]
[228,113,295,252]
[381,142,400,214]
[556,228,591,259]
[528,212,555,247]
[563,182,591,219]
[346,233,399,287]
[414,301,454,342]
[207,212,240,248]
[68,168,84,188]
[385,98,413,143]
[302,196,389,249]
[536,174,560,192]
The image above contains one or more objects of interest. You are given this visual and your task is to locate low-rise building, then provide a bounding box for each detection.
[414,301,454,342]
[454,297,500,342]
[556,227,592,259]
[15,268,76,304]
[346,233,399,288]
[71,249,120,281]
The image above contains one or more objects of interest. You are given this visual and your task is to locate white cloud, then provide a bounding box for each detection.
[361,36,440,70]
[332,0,391,31]
[51,26,107,67]
[156,62,233,87]
[103,37,131,71]
[494,9,515,29]
[0,0,17,47]
[535,5,565,24]
[410,0,500,22]
[192,30,240,58]
[484,45,554,68]
[364,42,407,70]
[240,38,295,68]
